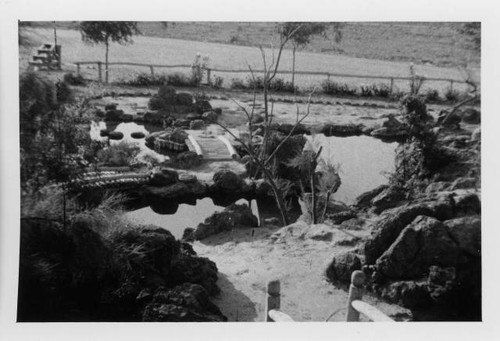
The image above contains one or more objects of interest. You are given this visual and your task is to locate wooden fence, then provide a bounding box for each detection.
[266,270,395,322]
[74,60,469,93]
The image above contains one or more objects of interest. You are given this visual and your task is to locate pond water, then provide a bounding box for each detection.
[124,198,256,239]
[306,134,397,204]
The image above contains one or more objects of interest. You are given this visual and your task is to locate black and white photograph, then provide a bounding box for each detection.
[1,0,498,340]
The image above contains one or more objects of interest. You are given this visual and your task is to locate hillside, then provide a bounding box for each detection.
[25,21,480,68]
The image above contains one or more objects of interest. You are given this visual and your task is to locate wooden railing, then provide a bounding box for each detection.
[265,270,395,322]
[73,60,469,93]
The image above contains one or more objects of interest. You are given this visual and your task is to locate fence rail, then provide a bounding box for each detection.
[265,270,394,322]
[74,60,469,93]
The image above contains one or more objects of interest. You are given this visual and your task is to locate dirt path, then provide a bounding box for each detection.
[194,222,410,322]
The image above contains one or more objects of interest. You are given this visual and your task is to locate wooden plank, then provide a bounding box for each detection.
[351,300,395,322]
[268,310,294,322]
[266,280,281,322]
[346,270,365,322]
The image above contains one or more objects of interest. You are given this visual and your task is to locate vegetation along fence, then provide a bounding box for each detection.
[74,60,471,94]
[265,270,395,322]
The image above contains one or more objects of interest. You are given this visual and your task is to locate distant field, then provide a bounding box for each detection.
[26,21,480,68]
[20,27,478,94]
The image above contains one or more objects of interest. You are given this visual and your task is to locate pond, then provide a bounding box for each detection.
[124,198,258,239]
[306,134,397,204]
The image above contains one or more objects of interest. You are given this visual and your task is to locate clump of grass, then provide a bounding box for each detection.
[444,88,461,102]
[96,142,141,167]
[424,89,441,102]
[321,80,357,96]
[63,72,86,86]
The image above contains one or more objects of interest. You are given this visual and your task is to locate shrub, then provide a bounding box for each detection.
[211,76,224,89]
[270,78,297,93]
[230,78,246,90]
[166,73,195,87]
[424,89,441,102]
[372,84,391,98]
[321,80,357,96]
[359,85,373,97]
[56,81,72,103]
[444,88,461,102]
[96,142,141,167]
[63,72,86,86]
[246,76,265,90]
[124,73,167,87]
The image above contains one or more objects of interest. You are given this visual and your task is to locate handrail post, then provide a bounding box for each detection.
[206,68,211,86]
[266,280,280,322]
[346,270,366,322]
[389,77,394,96]
[150,65,154,76]
[97,62,102,83]
[449,80,454,92]
[76,63,81,77]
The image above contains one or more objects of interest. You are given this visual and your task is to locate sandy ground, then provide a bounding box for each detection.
[193,221,411,322]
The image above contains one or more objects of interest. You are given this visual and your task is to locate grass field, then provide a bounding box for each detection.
[26,21,480,68]
[20,26,478,94]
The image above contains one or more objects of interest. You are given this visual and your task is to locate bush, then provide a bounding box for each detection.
[124,73,167,87]
[444,88,461,102]
[211,76,224,89]
[63,72,86,86]
[321,80,357,96]
[372,84,391,98]
[166,73,196,87]
[230,78,246,90]
[56,81,72,103]
[425,89,441,102]
[96,142,141,167]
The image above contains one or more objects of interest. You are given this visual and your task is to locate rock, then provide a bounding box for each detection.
[371,187,405,214]
[364,204,435,265]
[449,177,477,190]
[454,193,481,216]
[327,199,351,214]
[264,217,281,226]
[375,216,461,279]
[437,110,461,129]
[461,108,480,124]
[329,210,357,224]
[142,284,227,322]
[150,169,179,186]
[173,119,190,128]
[353,185,388,208]
[370,127,408,140]
[202,111,217,122]
[212,170,245,193]
[380,281,432,309]
[194,100,212,114]
[170,128,189,143]
[175,92,194,106]
[182,228,195,242]
[189,119,205,130]
[179,173,197,183]
[471,127,481,142]
[427,266,457,304]
[382,114,403,128]
[170,256,220,295]
[425,182,450,193]
[122,114,133,122]
[95,109,105,118]
[321,124,362,137]
[105,109,124,121]
[143,112,164,124]
[273,123,310,135]
[131,131,146,139]
[426,193,455,221]
[145,182,191,199]
[194,204,258,240]
[444,215,481,257]
[251,114,264,124]
[361,125,376,135]
[108,131,124,140]
[186,113,202,120]
[174,151,202,168]
[325,251,362,283]
[305,224,334,241]
[213,108,222,115]
[99,129,110,137]
[104,103,117,111]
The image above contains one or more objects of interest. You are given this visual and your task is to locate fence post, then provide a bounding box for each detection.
[266,280,280,322]
[76,63,81,76]
[97,62,102,83]
[449,80,454,92]
[390,77,394,95]
[206,68,212,86]
[346,270,366,322]
[327,73,331,82]
[150,65,155,76]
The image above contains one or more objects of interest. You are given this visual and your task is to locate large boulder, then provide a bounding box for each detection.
[194,204,258,240]
[370,127,408,140]
[380,280,432,309]
[105,109,124,121]
[461,108,480,124]
[454,193,481,217]
[212,170,245,193]
[375,216,462,279]
[169,256,220,295]
[142,283,227,322]
[325,250,362,283]
[364,204,435,265]
[371,187,406,214]
[353,185,388,209]
[150,168,179,186]
[444,215,481,257]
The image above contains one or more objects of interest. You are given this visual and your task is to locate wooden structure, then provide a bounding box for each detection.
[185,132,235,161]
[29,44,62,70]
[265,270,395,322]
[73,60,470,94]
